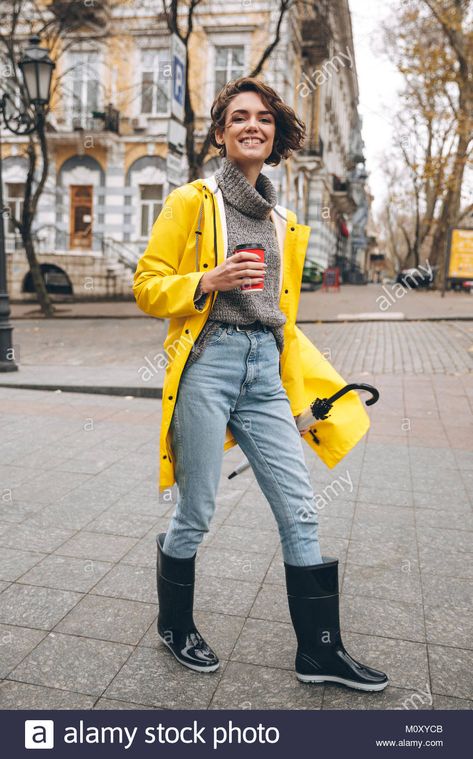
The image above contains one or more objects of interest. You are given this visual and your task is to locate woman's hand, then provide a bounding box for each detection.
[200,251,267,293]
[294,416,311,436]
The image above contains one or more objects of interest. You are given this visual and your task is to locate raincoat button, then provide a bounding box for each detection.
[168,395,173,400]
[285,289,289,294]
[185,329,190,334]
[203,263,208,268]
[163,455,167,460]
[290,226,295,231]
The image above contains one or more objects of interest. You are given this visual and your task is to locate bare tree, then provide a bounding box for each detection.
[376,159,415,271]
[381,2,464,275]
[421,0,473,276]
[0,0,109,316]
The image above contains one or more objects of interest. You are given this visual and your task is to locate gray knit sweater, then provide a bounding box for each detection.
[186,158,286,367]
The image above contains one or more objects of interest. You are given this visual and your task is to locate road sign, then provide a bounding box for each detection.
[447,227,473,279]
[166,150,185,187]
[167,118,187,154]
[171,33,186,123]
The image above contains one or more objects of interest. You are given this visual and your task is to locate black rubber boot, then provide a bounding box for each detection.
[284,556,389,691]
[156,533,219,673]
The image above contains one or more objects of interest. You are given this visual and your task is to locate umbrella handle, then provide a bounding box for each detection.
[326,383,379,407]
[308,382,380,421]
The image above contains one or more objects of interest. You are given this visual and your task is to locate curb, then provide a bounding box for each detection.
[0,383,162,398]
[296,316,473,324]
[10,315,473,323]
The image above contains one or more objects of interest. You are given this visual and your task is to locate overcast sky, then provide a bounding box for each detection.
[348,0,405,214]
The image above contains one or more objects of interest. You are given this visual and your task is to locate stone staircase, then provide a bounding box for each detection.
[6,232,141,301]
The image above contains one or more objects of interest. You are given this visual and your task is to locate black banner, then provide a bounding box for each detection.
[2,709,468,758]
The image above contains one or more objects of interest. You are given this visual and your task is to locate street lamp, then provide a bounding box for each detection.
[19,35,55,107]
[0,35,55,371]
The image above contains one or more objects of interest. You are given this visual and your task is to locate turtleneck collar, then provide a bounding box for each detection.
[214,157,277,220]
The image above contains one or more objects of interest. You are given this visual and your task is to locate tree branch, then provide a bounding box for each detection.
[422,0,467,66]
[248,0,293,78]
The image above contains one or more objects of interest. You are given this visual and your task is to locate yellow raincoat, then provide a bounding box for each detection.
[133,175,370,491]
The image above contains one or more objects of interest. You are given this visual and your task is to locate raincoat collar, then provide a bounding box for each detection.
[202,173,288,295]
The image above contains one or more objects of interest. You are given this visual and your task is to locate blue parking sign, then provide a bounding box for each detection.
[171,33,186,122]
[173,55,184,106]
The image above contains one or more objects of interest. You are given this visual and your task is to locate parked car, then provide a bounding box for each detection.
[301,261,324,291]
[395,267,437,289]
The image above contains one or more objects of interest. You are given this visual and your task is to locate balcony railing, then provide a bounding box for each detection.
[331,175,357,214]
[332,175,349,193]
[301,136,324,158]
[71,104,120,134]
[301,8,331,65]
[5,234,24,253]
[92,104,120,134]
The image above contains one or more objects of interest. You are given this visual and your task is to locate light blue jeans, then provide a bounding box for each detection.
[163,324,323,566]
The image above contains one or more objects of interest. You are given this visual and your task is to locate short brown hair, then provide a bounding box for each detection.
[209,77,306,166]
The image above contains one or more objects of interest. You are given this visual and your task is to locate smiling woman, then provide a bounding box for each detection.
[133,76,388,694]
[209,78,306,178]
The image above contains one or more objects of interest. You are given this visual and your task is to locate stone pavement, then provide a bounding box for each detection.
[10,283,473,322]
[296,283,473,322]
[2,318,473,396]
[0,327,472,709]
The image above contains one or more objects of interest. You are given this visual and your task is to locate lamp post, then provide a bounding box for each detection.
[0,35,55,372]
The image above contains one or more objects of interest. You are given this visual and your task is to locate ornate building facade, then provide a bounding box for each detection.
[2,0,371,300]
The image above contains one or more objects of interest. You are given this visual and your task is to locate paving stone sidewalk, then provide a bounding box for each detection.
[2,319,473,396]
[10,283,473,321]
[0,347,472,709]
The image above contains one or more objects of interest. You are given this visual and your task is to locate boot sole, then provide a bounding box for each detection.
[158,633,220,673]
[296,673,389,692]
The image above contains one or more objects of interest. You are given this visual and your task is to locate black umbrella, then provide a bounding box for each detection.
[228,383,380,479]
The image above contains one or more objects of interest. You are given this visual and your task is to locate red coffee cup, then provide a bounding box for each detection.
[234,243,265,292]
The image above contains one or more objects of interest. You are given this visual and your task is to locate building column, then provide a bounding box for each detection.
[99,141,127,245]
